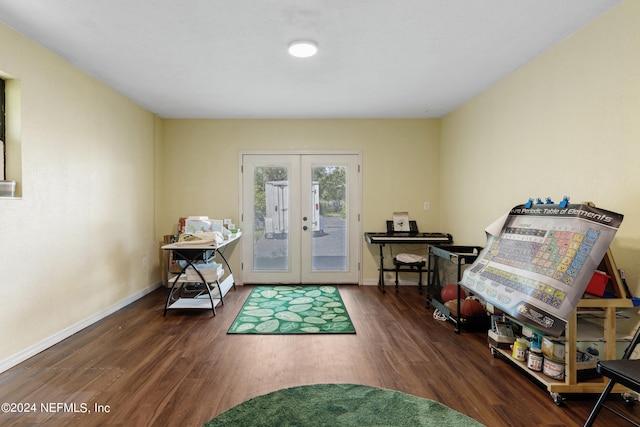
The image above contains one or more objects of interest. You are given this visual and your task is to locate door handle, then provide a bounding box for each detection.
[303,226,308,231]
[303,216,308,221]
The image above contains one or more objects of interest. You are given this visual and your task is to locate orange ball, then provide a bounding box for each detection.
[440,284,466,302]
[460,299,485,317]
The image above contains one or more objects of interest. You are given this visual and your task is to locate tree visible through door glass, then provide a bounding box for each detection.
[311,165,347,271]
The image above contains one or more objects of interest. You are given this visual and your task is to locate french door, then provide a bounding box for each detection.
[241,153,360,284]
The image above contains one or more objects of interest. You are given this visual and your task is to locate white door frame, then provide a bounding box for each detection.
[239,151,362,285]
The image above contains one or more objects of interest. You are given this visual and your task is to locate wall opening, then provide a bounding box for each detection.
[0,72,22,198]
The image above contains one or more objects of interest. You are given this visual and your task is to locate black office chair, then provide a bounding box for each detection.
[584,324,640,426]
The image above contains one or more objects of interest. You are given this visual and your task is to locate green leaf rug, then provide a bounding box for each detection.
[203,384,486,426]
[227,286,356,334]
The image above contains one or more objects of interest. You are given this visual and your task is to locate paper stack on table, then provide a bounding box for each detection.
[185,263,223,282]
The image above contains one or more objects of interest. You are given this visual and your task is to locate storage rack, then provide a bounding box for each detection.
[161,234,240,316]
[488,249,634,405]
[427,244,483,333]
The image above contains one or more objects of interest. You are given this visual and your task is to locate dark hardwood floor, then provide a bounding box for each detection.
[0,285,635,426]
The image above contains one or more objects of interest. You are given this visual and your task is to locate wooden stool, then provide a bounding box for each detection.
[393,254,426,294]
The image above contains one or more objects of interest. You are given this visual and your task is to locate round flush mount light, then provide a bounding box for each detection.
[288,41,318,58]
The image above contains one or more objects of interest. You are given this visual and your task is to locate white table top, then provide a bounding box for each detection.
[162,232,241,251]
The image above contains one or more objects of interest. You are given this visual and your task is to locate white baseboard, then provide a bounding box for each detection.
[362,279,422,287]
[0,282,162,374]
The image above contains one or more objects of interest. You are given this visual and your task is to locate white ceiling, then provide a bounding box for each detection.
[0,0,622,119]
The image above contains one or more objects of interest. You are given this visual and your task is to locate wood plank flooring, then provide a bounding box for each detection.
[0,285,636,426]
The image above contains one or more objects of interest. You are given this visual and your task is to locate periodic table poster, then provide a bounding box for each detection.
[460,203,623,336]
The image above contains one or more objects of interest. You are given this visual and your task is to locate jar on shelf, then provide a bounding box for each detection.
[512,338,528,361]
[527,348,543,371]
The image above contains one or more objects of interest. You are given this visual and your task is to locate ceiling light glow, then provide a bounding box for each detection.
[288,41,318,58]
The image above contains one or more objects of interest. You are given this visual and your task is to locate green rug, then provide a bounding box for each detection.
[227,286,356,334]
[203,384,486,427]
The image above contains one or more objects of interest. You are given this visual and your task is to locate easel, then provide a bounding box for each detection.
[573,248,633,360]
[489,197,634,404]
[599,248,629,299]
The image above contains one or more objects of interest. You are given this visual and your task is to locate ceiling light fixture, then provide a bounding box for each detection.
[288,41,318,58]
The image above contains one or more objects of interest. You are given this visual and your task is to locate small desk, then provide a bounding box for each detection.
[364,232,452,293]
[161,233,241,316]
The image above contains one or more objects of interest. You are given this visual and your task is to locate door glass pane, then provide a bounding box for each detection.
[311,165,347,271]
[253,166,289,270]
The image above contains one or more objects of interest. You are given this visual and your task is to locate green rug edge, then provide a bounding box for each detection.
[204,383,486,427]
[227,285,356,334]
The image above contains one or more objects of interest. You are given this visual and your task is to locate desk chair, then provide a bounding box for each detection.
[584,325,640,426]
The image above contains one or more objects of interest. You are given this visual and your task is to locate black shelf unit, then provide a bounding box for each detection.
[427,244,483,333]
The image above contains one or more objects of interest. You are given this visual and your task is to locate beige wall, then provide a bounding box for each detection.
[0,23,160,368]
[441,0,640,297]
[2,0,639,370]
[158,119,442,285]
